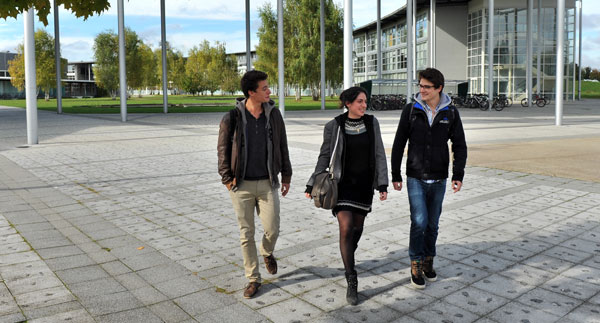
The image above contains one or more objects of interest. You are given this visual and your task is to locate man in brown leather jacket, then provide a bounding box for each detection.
[217,70,292,299]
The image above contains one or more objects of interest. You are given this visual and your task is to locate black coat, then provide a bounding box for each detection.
[391,101,467,182]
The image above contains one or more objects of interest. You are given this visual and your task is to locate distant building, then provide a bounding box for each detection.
[0,51,22,99]
[64,61,97,97]
[228,50,258,75]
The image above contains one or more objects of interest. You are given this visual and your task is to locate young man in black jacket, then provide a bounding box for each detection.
[217,70,292,299]
[391,68,467,289]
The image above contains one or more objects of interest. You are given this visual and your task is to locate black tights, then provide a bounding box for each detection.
[337,211,366,274]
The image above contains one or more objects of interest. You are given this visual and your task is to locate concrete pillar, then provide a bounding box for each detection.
[527,0,533,107]
[117,0,127,122]
[578,0,582,100]
[278,0,285,117]
[487,0,494,109]
[320,0,326,110]
[429,0,436,67]
[160,0,168,113]
[555,0,565,126]
[343,0,353,88]
[53,0,62,114]
[246,0,252,71]
[24,8,38,145]
[407,0,414,100]
[376,0,382,79]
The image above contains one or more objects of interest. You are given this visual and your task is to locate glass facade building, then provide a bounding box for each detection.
[352,1,578,100]
[468,7,576,98]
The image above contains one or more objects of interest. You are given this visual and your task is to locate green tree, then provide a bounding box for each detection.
[93,30,119,99]
[138,43,157,96]
[583,66,592,80]
[255,0,343,100]
[92,27,144,98]
[1,0,110,26]
[222,55,241,95]
[184,45,206,95]
[154,42,186,95]
[7,29,66,100]
[590,68,600,81]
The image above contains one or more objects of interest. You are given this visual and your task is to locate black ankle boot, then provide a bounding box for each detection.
[345,271,358,305]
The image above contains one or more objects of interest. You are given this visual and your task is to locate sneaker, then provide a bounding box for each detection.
[243,282,261,298]
[423,256,437,282]
[264,254,278,274]
[410,260,426,289]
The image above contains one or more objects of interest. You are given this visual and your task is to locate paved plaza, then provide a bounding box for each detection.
[0,101,599,323]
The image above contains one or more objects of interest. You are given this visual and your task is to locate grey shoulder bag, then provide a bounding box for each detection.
[311,125,341,209]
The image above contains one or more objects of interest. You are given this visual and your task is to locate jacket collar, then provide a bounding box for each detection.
[413,92,452,112]
[235,97,276,117]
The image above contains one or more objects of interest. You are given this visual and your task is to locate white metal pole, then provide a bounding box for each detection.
[537,0,542,95]
[527,0,533,107]
[320,0,326,110]
[429,0,436,67]
[556,0,565,126]
[278,0,285,117]
[246,0,252,71]
[24,7,38,145]
[572,2,577,101]
[160,0,168,113]
[488,0,494,110]
[578,0,582,100]
[117,0,127,122]
[343,0,353,88]
[376,0,382,79]
[407,0,414,100]
[53,0,62,114]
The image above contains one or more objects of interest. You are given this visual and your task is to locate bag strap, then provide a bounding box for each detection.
[328,125,341,176]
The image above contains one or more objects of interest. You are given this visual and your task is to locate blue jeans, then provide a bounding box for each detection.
[407,177,446,261]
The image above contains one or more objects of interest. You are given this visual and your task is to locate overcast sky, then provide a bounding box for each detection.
[1,0,600,68]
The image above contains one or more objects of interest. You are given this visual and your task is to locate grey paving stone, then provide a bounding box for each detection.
[444,286,510,316]
[37,245,83,260]
[488,301,561,323]
[153,274,211,299]
[175,289,237,316]
[96,307,163,323]
[148,301,194,323]
[78,291,143,316]
[136,263,190,284]
[130,286,169,306]
[298,282,349,312]
[68,277,126,298]
[27,237,74,249]
[14,285,75,309]
[257,296,324,323]
[0,312,26,323]
[371,285,435,314]
[472,274,536,299]
[114,272,150,290]
[541,275,600,300]
[196,302,269,323]
[516,287,583,317]
[120,251,171,271]
[27,309,95,323]
[55,265,109,285]
[100,260,132,276]
[21,300,83,321]
[410,300,480,323]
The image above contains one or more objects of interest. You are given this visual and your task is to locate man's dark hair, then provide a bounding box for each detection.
[418,68,445,92]
[241,70,268,98]
[339,86,368,109]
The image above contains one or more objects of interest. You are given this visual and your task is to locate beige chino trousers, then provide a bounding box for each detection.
[229,179,280,283]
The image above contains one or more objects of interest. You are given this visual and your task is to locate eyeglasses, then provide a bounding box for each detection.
[418,84,437,90]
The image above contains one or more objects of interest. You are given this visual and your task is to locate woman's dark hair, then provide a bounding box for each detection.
[418,68,445,91]
[241,70,268,98]
[339,86,368,109]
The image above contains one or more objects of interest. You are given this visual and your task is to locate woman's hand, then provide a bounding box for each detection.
[305,192,312,199]
[379,191,387,201]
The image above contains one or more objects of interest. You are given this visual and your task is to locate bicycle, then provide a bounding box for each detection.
[521,94,547,107]
[491,95,506,111]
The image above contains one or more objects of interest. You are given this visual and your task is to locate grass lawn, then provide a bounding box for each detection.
[0,95,341,113]
[579,81,600,98]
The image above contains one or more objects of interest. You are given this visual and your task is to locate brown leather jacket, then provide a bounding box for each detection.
[217,98,292,190]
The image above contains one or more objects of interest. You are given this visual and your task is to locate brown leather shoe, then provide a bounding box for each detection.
[243,282,261,299]
[264,254,277,274]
